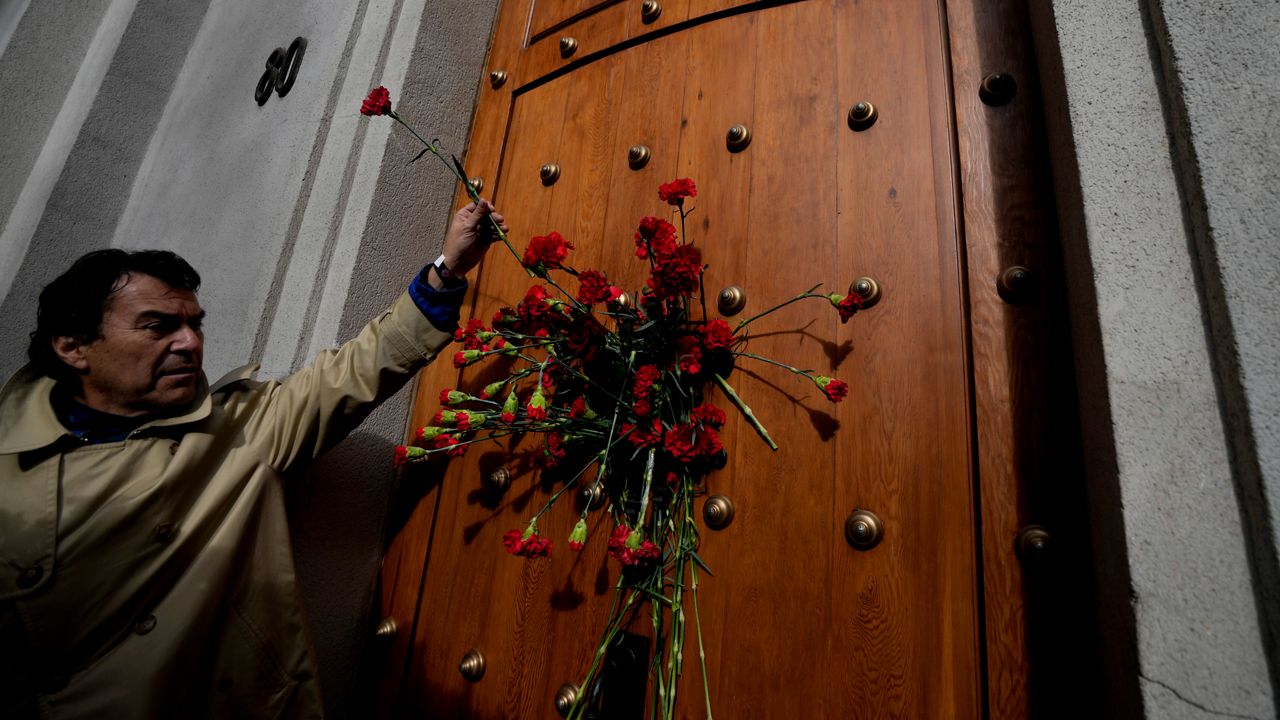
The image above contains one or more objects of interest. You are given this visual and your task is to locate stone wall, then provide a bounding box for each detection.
[1032,0,1280,717]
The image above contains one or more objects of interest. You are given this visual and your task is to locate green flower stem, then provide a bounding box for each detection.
[530,456,597,522]
[542,273,589,312]
[568,583,639,720]
[731,351,812,378]
[411,428,523,458]
[547,355,626,406]
[713,373,778,451]
[387,111,531,276]
[637,447,656,524]
[731,283,824,335]
[691,561,713,719]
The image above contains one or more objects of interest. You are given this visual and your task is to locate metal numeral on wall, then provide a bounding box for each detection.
[255,37,307,106]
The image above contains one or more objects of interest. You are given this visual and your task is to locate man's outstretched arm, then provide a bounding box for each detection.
[245,199,507,472]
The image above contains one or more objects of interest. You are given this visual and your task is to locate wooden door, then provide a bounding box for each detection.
[375,1,1100,717]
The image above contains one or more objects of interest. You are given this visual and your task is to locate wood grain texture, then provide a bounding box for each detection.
[944,0,1102,716]
[372,0,1106,716]
[830,0,980,717]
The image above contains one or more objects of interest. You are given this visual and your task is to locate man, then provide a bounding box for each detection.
[0,200,506,718]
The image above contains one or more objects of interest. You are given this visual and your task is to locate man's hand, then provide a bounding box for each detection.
[440,199,507,282]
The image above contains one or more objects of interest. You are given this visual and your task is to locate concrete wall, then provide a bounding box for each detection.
[1032,0,1280,717]
[0,0,498,715]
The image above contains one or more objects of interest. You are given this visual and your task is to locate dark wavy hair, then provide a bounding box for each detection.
[29,249,201,381]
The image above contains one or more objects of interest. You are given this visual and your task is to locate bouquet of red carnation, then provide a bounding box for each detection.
[367,85,867,720]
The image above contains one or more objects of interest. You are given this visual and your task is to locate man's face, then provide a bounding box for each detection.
[55,273,206,417]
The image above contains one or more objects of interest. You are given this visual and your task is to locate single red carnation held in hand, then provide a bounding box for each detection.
[522,231,574,271]
[814,375,849,403]
[360,86,392,116]
[658,178,697,206]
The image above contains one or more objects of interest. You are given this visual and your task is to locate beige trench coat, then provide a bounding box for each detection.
[0,292,452,719]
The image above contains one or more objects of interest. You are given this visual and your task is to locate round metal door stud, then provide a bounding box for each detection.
[580,482,606,510]
[468,177,485,195]
[612,291,633,309]
[459,648,487,682]
[628,145,651,170]
[1016,525,1052,562]
[847,101,878,131]
[540,163,561,186]
[844,509,884,550]
[717,285,746,316]
[703,495,736,530]
[489,70,507,89]
[641,0,662,23]
[980,72,1017,106]
[726,124,752,153]
[997,265,1034,304]
[555,683,580,716]
[375,618,398,638]
[484,466,512,494]
[849,276,882,309]
[559,37,578,58]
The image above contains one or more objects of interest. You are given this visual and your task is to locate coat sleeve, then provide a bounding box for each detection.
[249,291,455,473]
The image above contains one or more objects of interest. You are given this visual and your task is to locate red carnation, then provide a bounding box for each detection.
[522,231,574,272]
[360,86,392,116]
[691,402,726,429]
[541,433,568,468]
[828,292,864,323]
[503,526,553,558]
[432,435,467,457]
[663,424,697,463]
[623,418,664,448]
[676,335,702,375]
[633,364,661,400]
[634,216,678,260]
[607,525,660,566]
[453,350,483,368]
[394,445,409,466]
[814,375,849,403]
[577,269,623,305]
[701,319,734,351]
[647,244,703,299]
[568,519,588,552]
[454,318,489,349]
[658,178,697,206]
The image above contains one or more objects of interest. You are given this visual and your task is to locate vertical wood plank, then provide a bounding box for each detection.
[944,0,1103,716]
[831,0,980,716]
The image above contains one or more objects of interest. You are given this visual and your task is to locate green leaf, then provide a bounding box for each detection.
[689,550,714,576]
